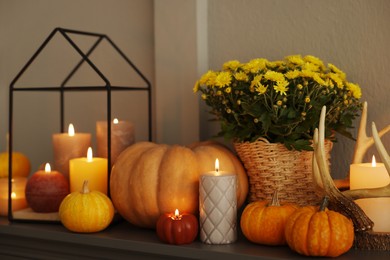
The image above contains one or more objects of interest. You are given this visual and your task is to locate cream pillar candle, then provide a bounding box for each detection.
[96,118,135,166]
[52,124,91,180]
[0,177,28,216]
[69,147,108,194]
[199,159,237,244]
[350,156,390,232]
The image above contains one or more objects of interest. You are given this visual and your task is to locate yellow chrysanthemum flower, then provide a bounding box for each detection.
[300,70,315,78]
[286,55,304,65]
[223,60,241,71]
[346,82,362,99]
[199,70,217,86]
[234,71,249,81]
[268,60,284,68]
[303,62,320,72]
[215,71,232,88]
[250,75,262,89]
[264,70,285,82]
[328,63,346,80]
[285,70,300,79]
[329,73,344,89]
[304,55,325,68]
[225,87,232,93]
[255,84,268,95]
[243,58,268,73]
[193,81,200,93]
[313,73,327,86]
[274,80,289,96]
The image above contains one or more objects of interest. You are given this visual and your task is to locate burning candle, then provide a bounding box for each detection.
[350,155,390,232]
[156,209,199,245]
[25,163,69,213]
[199,158,237,244]
[69,147,108,194]
[0,177,28,216]
[96,118,135,166]
[52,124,91,180]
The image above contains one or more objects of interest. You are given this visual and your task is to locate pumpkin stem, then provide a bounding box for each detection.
[319,196,330,211]
[81,180,90,194]
[269,190,280,206]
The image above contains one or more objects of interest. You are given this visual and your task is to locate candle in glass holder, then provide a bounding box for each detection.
[96,118,135,166]
[350,155,390,232]
[0,177,28,216]
[199,158,237,244]
[52,124,91,180]
[69,147,108,194]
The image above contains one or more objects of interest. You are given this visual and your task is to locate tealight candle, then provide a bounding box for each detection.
[96,118,135,166]
[0,177,28,216]
[350,155,390,232]
[52,124,91,180]
[199,158,237,244]
[69,147,108,194]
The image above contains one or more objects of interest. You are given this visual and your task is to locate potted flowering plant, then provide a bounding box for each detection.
[193,55,363,151]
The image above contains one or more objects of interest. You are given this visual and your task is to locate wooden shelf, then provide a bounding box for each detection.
[1,217,389,259]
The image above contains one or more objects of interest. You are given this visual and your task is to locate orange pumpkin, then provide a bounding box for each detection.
[285,196,354,257]
[110,141,248,228]
[240,191,297,245]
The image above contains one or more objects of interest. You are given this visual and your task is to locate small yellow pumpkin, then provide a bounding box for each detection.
[240,191,297,245]
[59,180,114,233]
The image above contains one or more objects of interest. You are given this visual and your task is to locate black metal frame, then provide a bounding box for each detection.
[7,27,152,222]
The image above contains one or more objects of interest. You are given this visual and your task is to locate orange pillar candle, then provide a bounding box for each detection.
[96,118,135,166]
[69,147,108,194]
[0,177,28,216]
[350,155,390,232]
[52,124,91,180]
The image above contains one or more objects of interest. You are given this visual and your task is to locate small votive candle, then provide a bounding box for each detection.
[199,159,237,244]
[0,177,28,216]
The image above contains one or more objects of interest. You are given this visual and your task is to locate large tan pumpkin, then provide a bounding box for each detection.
[110,141,248,228]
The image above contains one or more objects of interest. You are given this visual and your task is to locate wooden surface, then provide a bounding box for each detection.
[0,217,389,259]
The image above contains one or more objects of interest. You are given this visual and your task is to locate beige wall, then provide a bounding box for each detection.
[202,0,390,178]
[0,0,155,171]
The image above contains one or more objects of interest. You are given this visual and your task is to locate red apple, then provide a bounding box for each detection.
[25,164,69,213]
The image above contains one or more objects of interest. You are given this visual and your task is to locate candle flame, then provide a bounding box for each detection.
[44,163,51,173]
[215,158,220,175]
[113,118,119,124]
[171,209,181,220]
[372,155,377,167]
[68,124,75,136]
[11,192,16,199]
[87,147,93,162]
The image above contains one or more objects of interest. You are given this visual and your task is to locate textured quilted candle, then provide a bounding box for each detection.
[199,159,237,244]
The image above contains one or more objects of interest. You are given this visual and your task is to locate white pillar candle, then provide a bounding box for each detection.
[52,124,91,180]
[199,158,237,244]
[96,118,135,166]
[69,147,108,195]
[350,156,390,232]
[0,177,28,216]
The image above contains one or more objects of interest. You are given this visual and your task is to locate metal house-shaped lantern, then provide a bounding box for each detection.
[7,27,152,222]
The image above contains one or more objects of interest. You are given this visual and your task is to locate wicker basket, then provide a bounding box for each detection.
[233,138,333,206]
